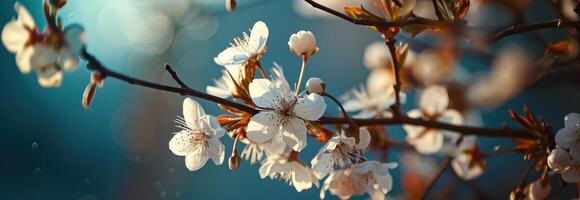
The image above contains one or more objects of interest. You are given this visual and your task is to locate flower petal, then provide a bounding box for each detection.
[198,115,225,138]
[249,79,281,109]
[565,113,580,128]
[37,66,62,88]
[451,154,484,180]
[214,46,249,66]
[246,111,278,143]
[248,21,268,54]
[15,2,35,28]
[183,98,205,127]
[291,163,316,192]
[15,46,34,73]
[410,130,444,154]
[293,93,326,121]
[185,147,209,171]
[281,117,308,151]
[356,127,371,150]
[168,130,193,156]
[209,139,225,165]
[1,21,28,53]
[57,48,79,71]
[420,85,449,116]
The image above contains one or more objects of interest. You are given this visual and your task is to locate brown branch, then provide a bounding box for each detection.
[302,0,438,28]
[80,48,534,140]
[490,19,563,43]
[385,39,403,116]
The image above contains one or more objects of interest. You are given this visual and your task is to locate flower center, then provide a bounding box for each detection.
[331,142,361,169]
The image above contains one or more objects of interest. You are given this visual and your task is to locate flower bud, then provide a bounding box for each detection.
[526,180,551,200]
[228,153,241,170]
[226,0,236,12]
[91,72,104,87]
[547,148,572,170]
[288,30,318,57]
[306,77,325,94]
[82,81,96,109]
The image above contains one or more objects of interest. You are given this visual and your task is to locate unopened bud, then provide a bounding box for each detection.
[91,72,104,88]
[306,77,325,94]
[288,30,319,57]
[82,81,97,109]
[226,0,236,12]
[228,153,241,170]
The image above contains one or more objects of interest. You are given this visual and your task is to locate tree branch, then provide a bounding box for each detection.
[490,19,563,43]
[80,48,534,140]
[385,39,403,116]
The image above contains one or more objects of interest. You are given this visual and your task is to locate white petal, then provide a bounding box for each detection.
[30,45,58,70]
[63,25,85,54]
[246,112,278,143]
[249,79,281,109]
[57,48,79,71]
[37,66,62,88]
[208,139,225,165]
[403,109,426,138]
[168,130,193,156]
[15,2,35,28]
[259,160,275,178]
[281,117,308,151]
[214,46,249,66]
[565,113,580,128]
[410,130,444,154]
[248,21,268,54]
[291,164,316,192]
[561,166,580,183]
[451,155,484,180]
[183,98,205,127]
[1,21,28,53]
[420,85,449,116]
[185,147,209,171]
[439,110,463,125]
[293,93,326,121]
[374,173,393,194]
[198,115,225,138]
[356,127,371,150]
[15,46,34,73]
[555,127,578,149]
[311,152,332,179]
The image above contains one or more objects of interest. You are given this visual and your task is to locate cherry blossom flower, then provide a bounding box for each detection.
[288,30,318,57]
[321,161,397,200]
[363,41,392,70]
[206,65,244,98]
[2,2,83,87]
[169,98,226,171]
[548,113,580,183]
[450,136,485,180]
[214,21,268,66]
[234,132,286,165]
[311,128,371,179]
[403,85,463,154]
[245,69,326,151]
[259,153,319,192]
[411,49,456,86]
[342,84,403,118]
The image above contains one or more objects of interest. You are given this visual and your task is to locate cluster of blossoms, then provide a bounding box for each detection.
[2,1,84,87]
[3,0,580,199]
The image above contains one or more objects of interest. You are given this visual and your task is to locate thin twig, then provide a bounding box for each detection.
[164,64,189,89]
[385,39,402,117]
[490,19,563,43]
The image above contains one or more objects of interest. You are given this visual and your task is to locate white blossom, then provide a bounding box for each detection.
[321,161,397,200]
[206,65,244,98]
[169,98,226,171]
[363,42,392,70]
[214,21,268,66]
[403,85,463,154]
[311,128,370,179]
[450,136,484,180]
[288,30,318,57]
[245,68,326,151]
[548,113,580,183]
[342,84,403,119]
[259,154,319,192]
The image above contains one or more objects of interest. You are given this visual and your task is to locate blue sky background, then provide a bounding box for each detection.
[0,0,579,199]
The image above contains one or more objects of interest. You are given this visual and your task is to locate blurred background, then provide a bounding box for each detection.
[0,0,579,199]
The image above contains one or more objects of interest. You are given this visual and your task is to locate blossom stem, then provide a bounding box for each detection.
[385,39,402,117]
[80,48,535,140]
[256,62,268,79]
[420,156,452,200]
[295,55,308,96]
[323,92,358,128]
